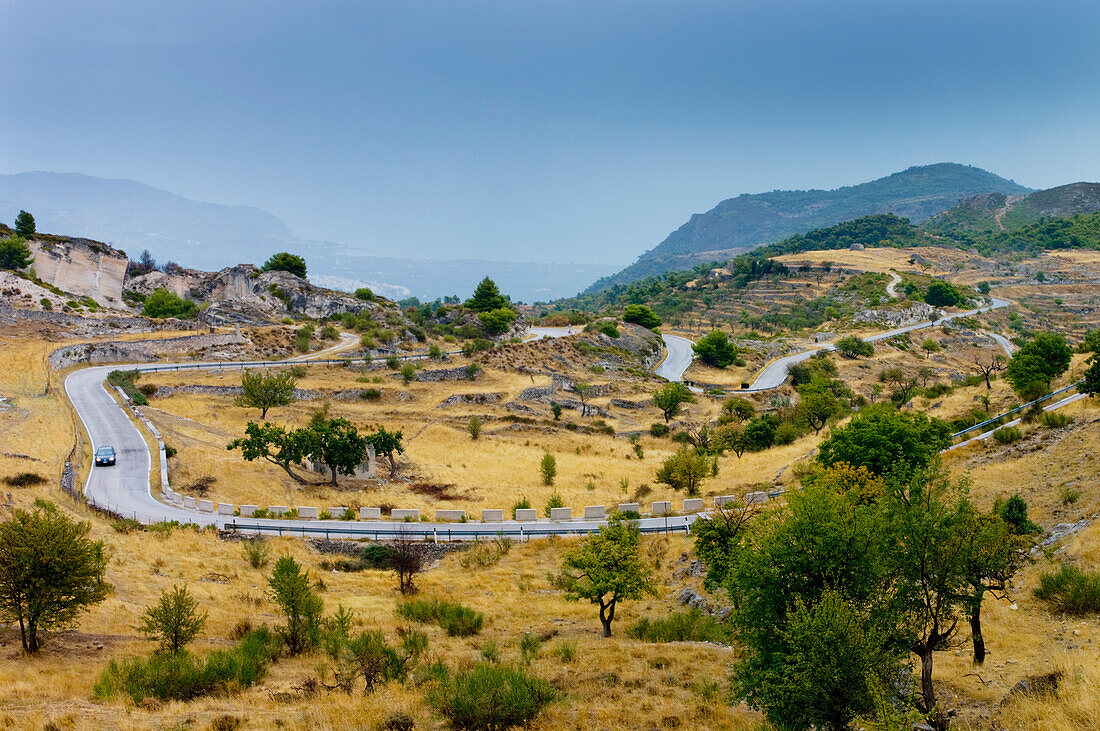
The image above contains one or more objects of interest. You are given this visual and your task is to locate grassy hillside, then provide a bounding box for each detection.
[584,163,1029,293]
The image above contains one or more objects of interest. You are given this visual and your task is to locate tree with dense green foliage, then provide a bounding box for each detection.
[654,449,710,496]
[465,276,509,312]
[554,514,656,637]
[1006,332,1073,398]
[0,503,109,652]
[923,280,962,307]
[227,421,311,484]
[234,369,297,419]
[0,235,32,270]
[142,287,199,319]
[652,382,695,423]
[692,330,738,367]
[366,426,404,479]
[723,479,907,730]
[478,306,516,335]
[138,585,208,654]
[718,396,755,424]
[799,387,842,433]
[879,467,974,714]
[817,404,952,477]
[1082,351,1100,399]
[691,503,757,591]
[14,210,35,237]
[835,335,874,358]
[956,511,1030,664]
[261,252,307,278]
[998,494,1041,535]
[622,304,661,329]
[300,413,368,487]
[268,556,323,655]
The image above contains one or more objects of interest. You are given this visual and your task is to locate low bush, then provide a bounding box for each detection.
[459,538,512,570]
[992,425,1023,444]
[1040,411,1073,429]
[397,598,484,636]
[426,662,556,730]
[3,472,47,487]
[650,423,670,438]
[93,628,283,703]
[628,608,734,644]
[359,388,382,401]
[1034,565,1100,614]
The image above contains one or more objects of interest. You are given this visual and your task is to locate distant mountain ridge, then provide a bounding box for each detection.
[583,163,1030,293]
[0,172,615,302]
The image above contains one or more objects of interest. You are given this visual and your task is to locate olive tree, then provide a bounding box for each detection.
[0,503,109,652]
[553,514,656,637]
[653,382,695,423]
[234,368,298,419]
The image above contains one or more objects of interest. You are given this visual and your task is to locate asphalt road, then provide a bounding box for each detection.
[655,335,696,382]
[744,297,1010,391]
[64,359,696,536]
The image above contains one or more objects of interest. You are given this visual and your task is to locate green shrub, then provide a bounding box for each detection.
[628,609,734,644]
[2,472,47,487]
[650,423,670,438]
[519,633,541,665]
[360,388,382,401]
[1034,565,1100,614]
[241,538,271,569]
[93,628,283,703]
[397,598,484,636]
[426,663,556,730]
[459,538,512,570]
[543,493,565,518]
[992,425,1023,444]
[1060,486,1082,505]
[553,639,577,663]
[1040,411,1073,429]
[511,496,531,518]
[142,288,198,319]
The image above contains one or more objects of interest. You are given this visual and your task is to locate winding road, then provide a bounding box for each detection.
[62,295,1040,537]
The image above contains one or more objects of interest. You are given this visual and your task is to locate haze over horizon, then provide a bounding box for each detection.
[3,1,1099,268]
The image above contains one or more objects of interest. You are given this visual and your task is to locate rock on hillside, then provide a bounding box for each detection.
[126,264,395,324]
[27,234,128,307]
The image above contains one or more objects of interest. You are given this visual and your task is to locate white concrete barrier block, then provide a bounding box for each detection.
[584,505,606,520]
[269,506,287,517]
[183,496,196,509]
[171,494,184,506]
[652,500,672,515]
[391,508,420,521]
[240,504,259,517]
[682,498,704,513]
[617,503,640,514]
[514,508,538,521]
[549,506,572,521]
[328,507,348,519]
[746,491,769,505]
[359,507,381,520]
[714,495,738,507]
[218,503,235,515]
[197,500,214,513]
[436,509,466,521]
[482,509,504,522]
[298,506,319,519]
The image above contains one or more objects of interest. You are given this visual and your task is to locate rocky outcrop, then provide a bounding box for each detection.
[48,332,248,369]
[437,392,504,407]
[28,237,128,307]
[853,302,935,328]
[126,264,396,324]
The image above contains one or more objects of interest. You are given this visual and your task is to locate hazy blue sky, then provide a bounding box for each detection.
[2,0,1098,265]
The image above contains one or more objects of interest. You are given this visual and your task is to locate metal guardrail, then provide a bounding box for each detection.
[950,381,1082,439]
[223,518,695,541]
[136,349,466,374]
